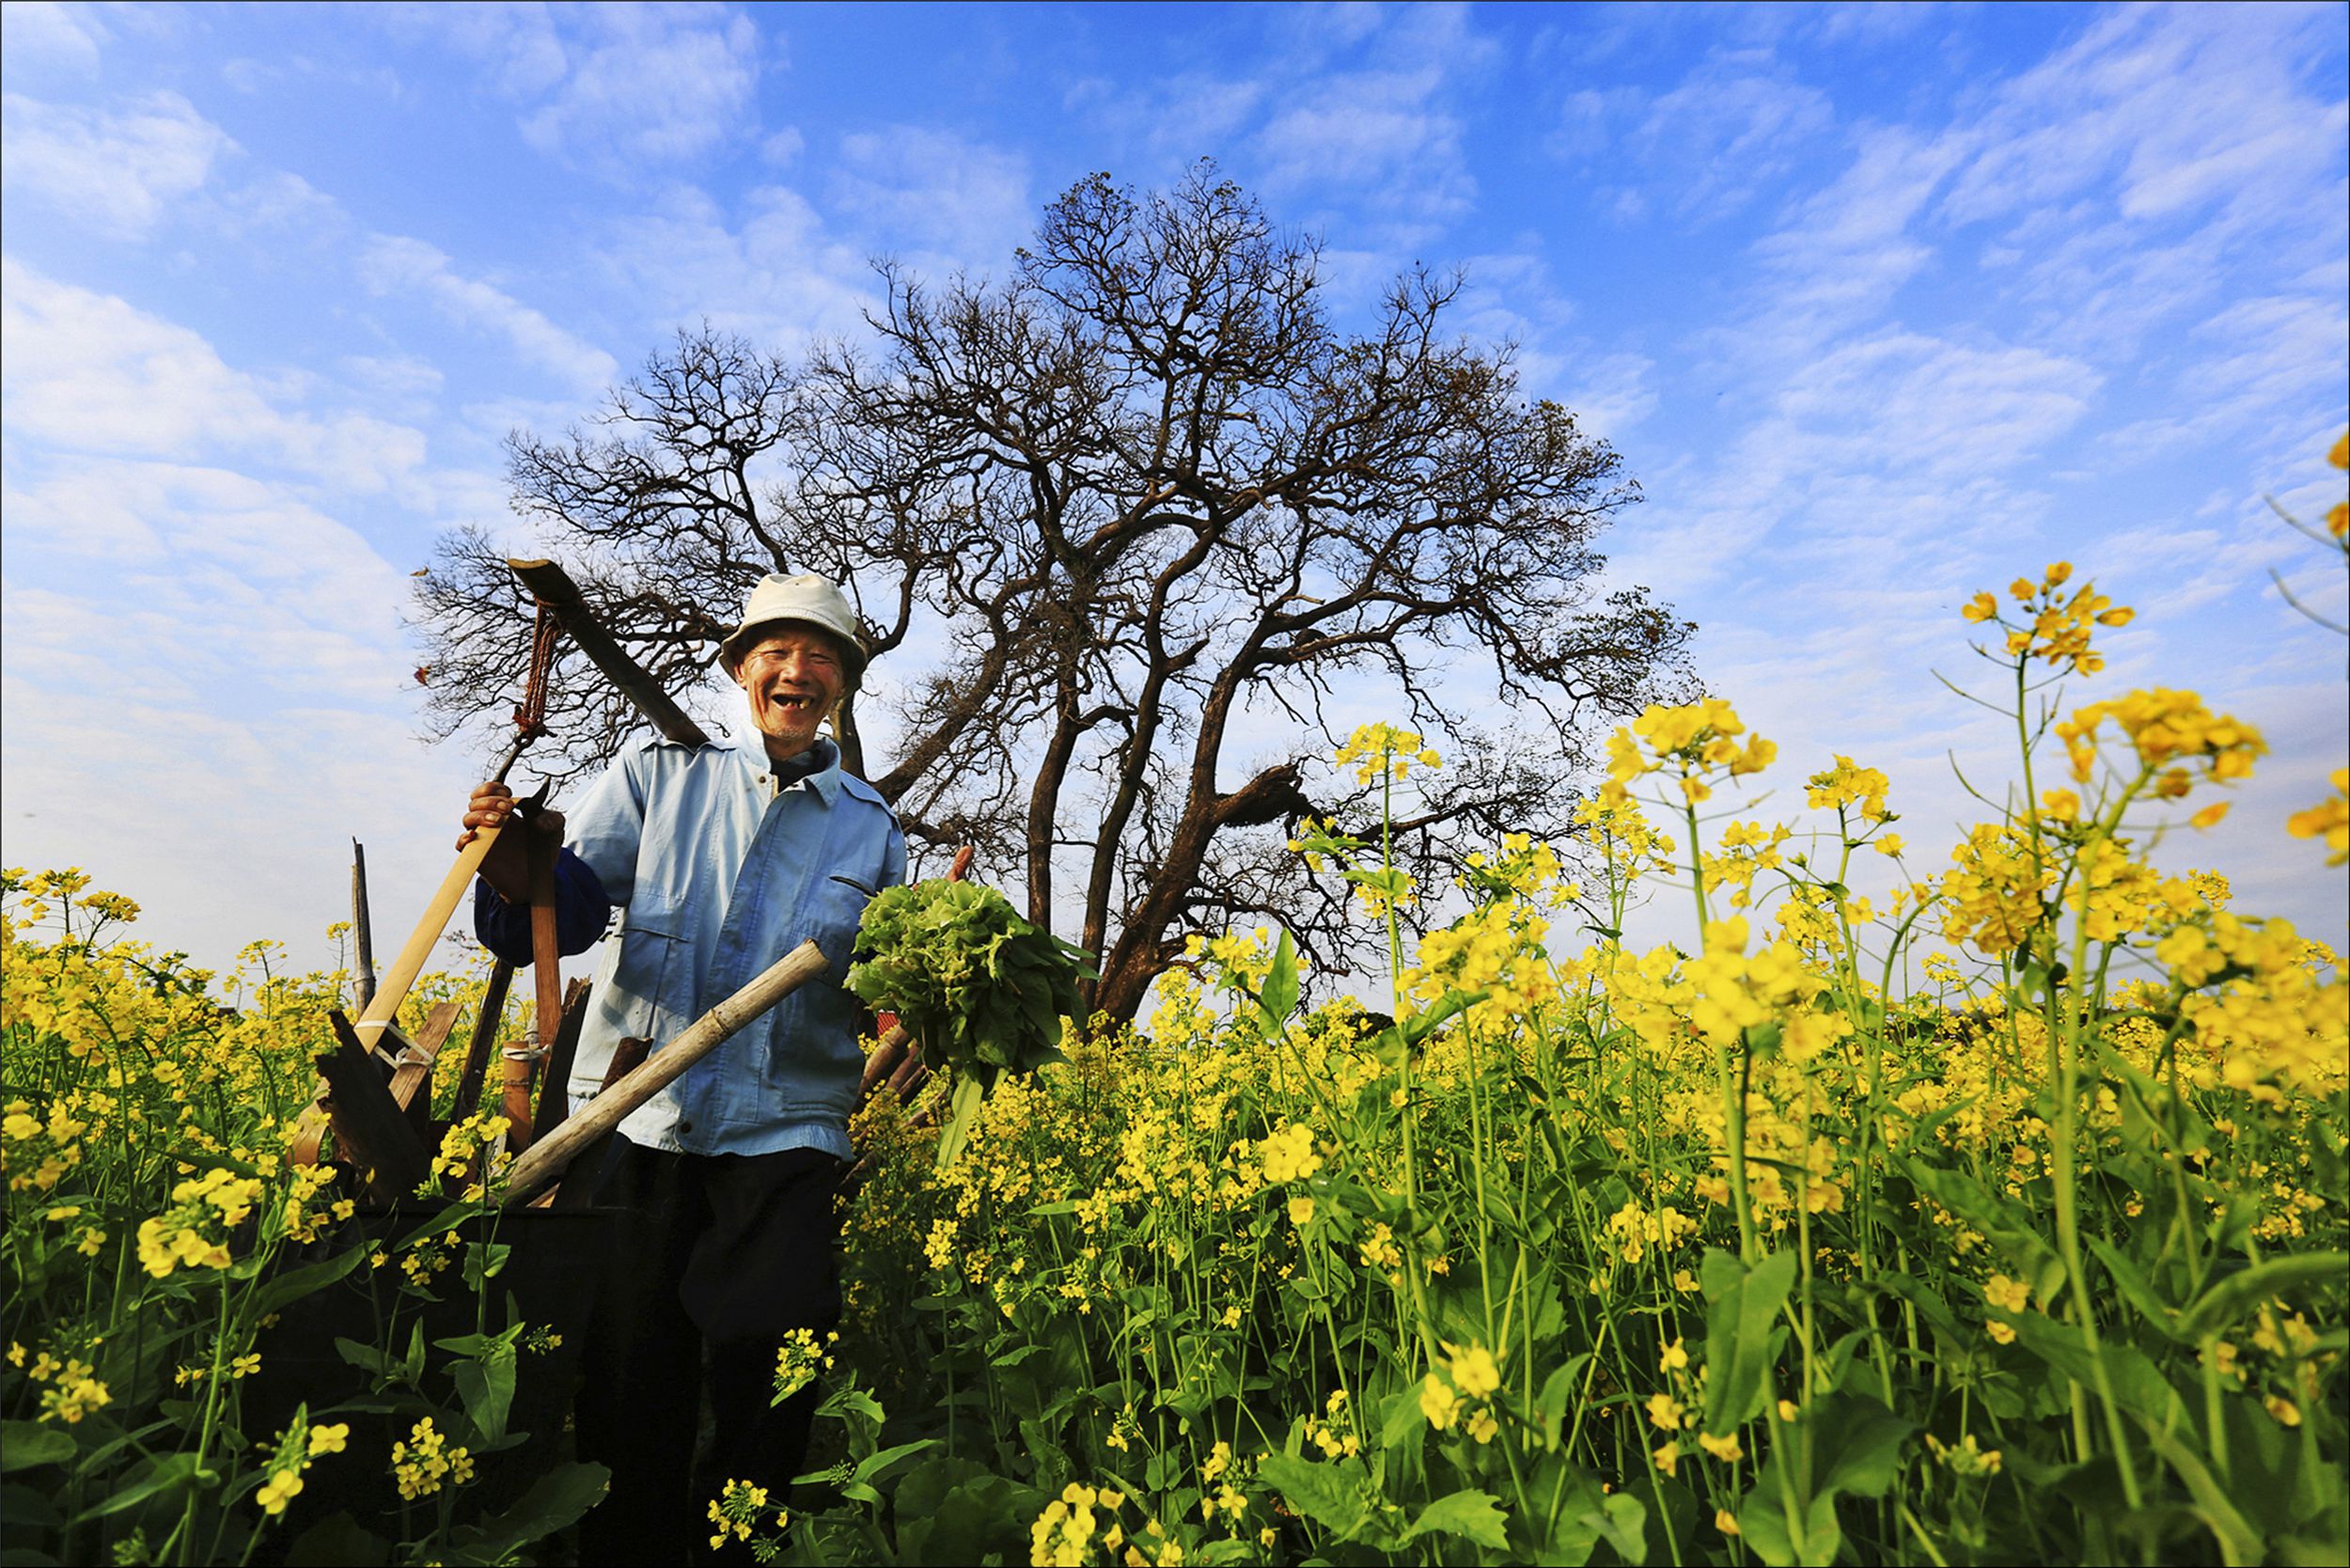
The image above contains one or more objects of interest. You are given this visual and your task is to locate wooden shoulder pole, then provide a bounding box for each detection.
[501,939,826,1207]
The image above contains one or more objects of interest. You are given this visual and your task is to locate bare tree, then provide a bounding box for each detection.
[414,165,1694,1019]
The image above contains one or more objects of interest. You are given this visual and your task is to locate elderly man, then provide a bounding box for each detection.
[460,572,903,1562]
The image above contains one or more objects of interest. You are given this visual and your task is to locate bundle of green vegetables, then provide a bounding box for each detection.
[846,879,1095,1168]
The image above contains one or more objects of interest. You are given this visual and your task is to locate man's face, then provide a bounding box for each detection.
[733,625,847,761]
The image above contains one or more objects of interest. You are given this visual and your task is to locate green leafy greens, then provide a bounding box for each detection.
[846,880,1094,1168]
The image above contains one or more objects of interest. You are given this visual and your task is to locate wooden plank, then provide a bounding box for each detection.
[507,557,712,748]
[292,826,512,1166]
[449,959,514,1123]
[352,839,378,1011]
[503,941,827,1207]
[533,979,592,1140]
[389,999,462,1144]
[320,1011,431,1205]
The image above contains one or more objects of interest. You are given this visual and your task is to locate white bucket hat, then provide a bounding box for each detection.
[719,572,867,682]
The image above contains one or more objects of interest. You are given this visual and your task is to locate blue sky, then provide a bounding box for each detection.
[3,0,2344,982]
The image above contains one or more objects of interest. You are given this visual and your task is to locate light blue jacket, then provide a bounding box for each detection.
[561,733,905,1159]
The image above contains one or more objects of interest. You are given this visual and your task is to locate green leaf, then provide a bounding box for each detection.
[813,1384,886,1428]
[72,1453,212,1523]
[1897,1158,2062,1278]
[2134,1417,2264,1565]
[849,1437,940,1485]
[2006,1313,2187,1427]
[1811,1394,1915,1498]
[1379,1385,1428,1451]
[0,1424,74,1475]
[2086,1236,2185,1342]
[1737,1486,1841,1567]
[251,1242,371,1317]
[1700,1247,1796,1434]
[461,1241,512,1290]
[934,1074,987,1171]
[284,1512,391,1567]
[1257,928,1300,1040]
[1371,988,1487,1065]
[2176,1253,2348,1343]
[333,1336,391,1375]
[892,1457,1045,1566]
[445,1463,610,1563]
[1535,1356,1590,1451]
[449,1346,517,1446]
[0,1483,63,1529]
[1596,1494,1648,1561]
[1403,1489,1509,1549]
[1257,1451,1375,1543]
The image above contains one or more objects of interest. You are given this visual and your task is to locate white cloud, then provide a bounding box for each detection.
[1762,331,2101,480]
[1737,125,1962,355]
[1063,3,1496,247]
[385,0,762,172]
[341,353,447,410]
[0,259,427,491]
[388,0,569,97]
[1063,72,1266,165]
[0,624,479,980]
[1552,86,1639,162]
[1251,8,1485,243]
[217,168,344,237]
[0,445,477,977]
[0,90,232,239]
[760,126,805,165]
[0,1,108,72]
[1939,4,2342,231]
[595,183,877,347]
[828,127,1032,274]
[4,463,412,655]
[519,5,760,167]
[356,234,618,392]
[1629,65,1834,219]
[1557,352,1659,444]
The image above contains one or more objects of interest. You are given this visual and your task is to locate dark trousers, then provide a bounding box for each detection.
[574,1138,844,1565]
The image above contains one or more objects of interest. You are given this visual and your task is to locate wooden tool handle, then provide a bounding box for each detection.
[349,827,502,1044]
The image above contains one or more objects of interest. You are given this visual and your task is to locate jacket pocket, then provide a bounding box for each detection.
[608,896,689,1042]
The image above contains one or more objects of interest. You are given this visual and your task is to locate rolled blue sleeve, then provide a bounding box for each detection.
[471,848,614,965]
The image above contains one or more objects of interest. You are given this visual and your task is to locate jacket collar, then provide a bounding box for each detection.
[756,736,842,806]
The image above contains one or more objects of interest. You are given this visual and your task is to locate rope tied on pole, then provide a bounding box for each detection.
[511,598,559,746]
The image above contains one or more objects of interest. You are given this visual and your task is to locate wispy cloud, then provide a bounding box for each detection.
[0,91,231,239]
[0,1,109,73]
[356,234,618,393]
[1,259,427,491]
[1626,60,1835,220]
[1250,5,1493,242]
[2,463,414,686]
[1061,3,1496,252]
[828,126,1033,275]
[383,0,763,173]
[593,182,877,347]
